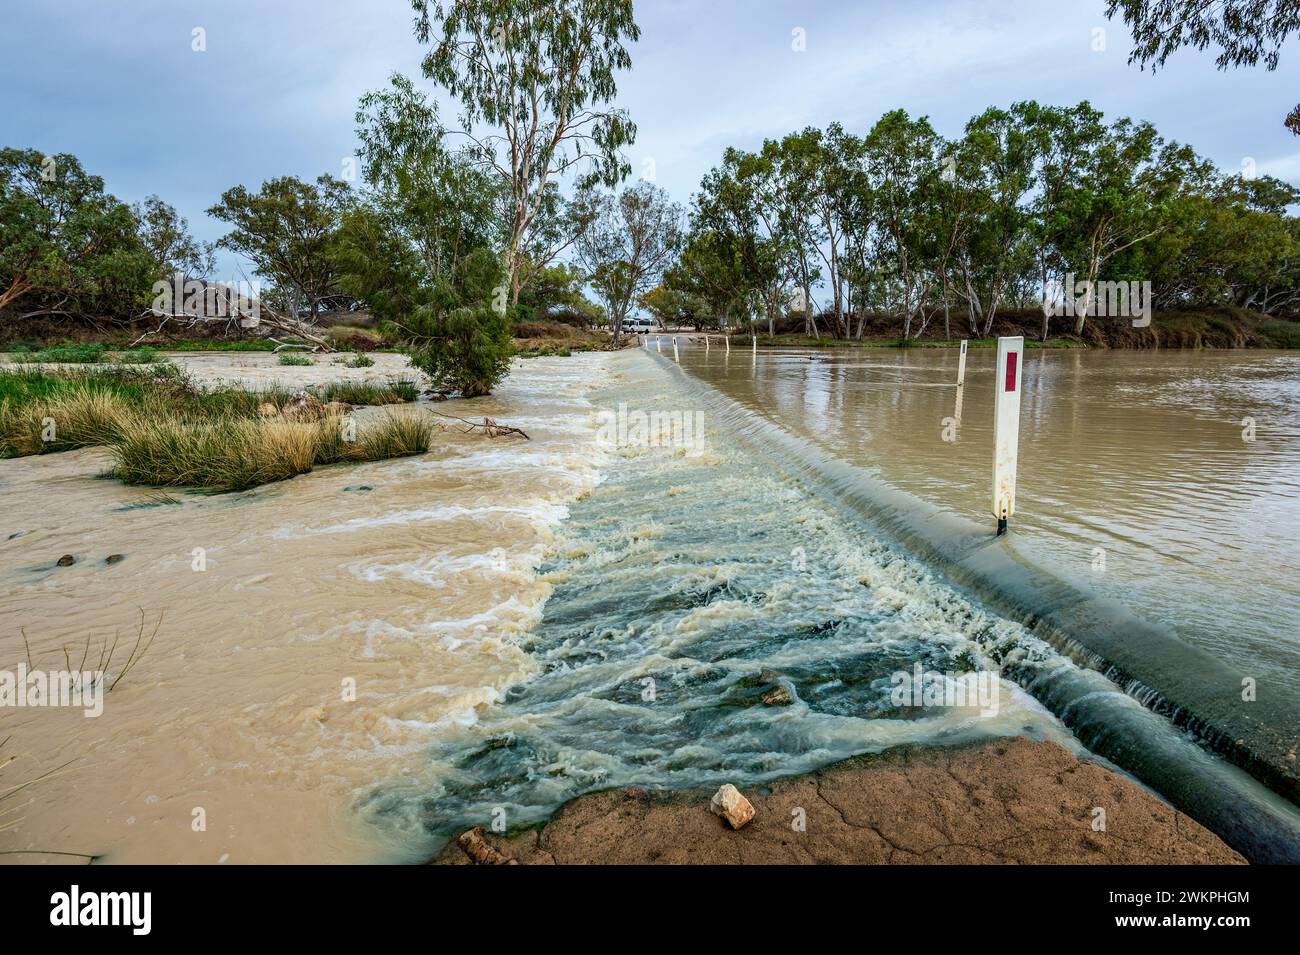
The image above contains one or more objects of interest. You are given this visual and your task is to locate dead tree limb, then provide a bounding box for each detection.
[429,412,531,440]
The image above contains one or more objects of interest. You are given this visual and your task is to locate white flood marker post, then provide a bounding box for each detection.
[673,336,680,361]
[725,333,730,353]
[991,336,1024,536]
[956,339,968,386]
[705,335,710,353]
[655,336,662,354]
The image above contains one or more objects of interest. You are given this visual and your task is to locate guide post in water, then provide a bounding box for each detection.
[991,336,1024,536]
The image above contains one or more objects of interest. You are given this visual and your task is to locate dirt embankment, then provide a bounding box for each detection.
[434,737,1244,865]
[511,320,634,356]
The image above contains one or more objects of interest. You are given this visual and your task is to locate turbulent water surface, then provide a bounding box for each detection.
[4,345,1297,863]
[359,348,1300,859]
[0,353,607,863]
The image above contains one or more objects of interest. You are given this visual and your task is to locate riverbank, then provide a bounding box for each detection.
[434,736,1244,864]
[698,307,1300,349]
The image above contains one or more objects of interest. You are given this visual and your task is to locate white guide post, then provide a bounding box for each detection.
[673,336,680,361]
[705,335,710,353]
[655,336,661,353]
[725,334,730,353]
[751,334,756,355]
[956,339,968,386]
[991,336,1024,536]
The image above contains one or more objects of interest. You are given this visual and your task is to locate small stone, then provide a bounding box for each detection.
[56,554,75,567]
[456,827,517,865]
[104,554,125,565]
[761,685,793,706]
[709,783,755,830]
[281,391,325,422]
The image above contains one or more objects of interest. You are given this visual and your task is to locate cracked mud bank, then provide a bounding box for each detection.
[434,737,1244,865]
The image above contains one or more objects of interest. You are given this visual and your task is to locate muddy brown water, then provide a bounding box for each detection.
[673,342,1300,698]
[0,352,611,863]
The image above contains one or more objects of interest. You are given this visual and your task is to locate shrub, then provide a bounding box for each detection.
[277,352,314,366]
[316,380,418,405]
[344,353,374,368]
[14,343,107,364]
[405,304,513,398]
[356,411,432,459]
[0,366,420,460]
[117,347,161,364]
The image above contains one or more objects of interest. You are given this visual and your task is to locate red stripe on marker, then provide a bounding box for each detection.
[1005,352,1017,392]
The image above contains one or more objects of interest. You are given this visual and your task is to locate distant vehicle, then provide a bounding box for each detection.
[623,318,656,333]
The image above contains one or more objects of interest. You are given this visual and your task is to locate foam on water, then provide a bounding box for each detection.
[355,353,1154,856]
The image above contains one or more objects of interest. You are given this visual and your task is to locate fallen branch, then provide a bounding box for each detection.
[429,412,530,440]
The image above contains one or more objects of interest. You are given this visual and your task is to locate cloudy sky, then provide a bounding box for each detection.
[4,0,1299,278]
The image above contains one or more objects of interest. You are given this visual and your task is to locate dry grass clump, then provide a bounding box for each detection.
[0,385,131,456]
[111,410,434,491]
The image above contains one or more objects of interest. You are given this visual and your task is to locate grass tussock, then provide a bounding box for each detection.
[111,411,433,491]
[0,384,132,455]
[0,364,427,489]
[277,352,314,366]
[317,380,419,404]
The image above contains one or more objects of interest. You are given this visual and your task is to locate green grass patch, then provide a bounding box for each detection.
[316,380,419,405]
[0,365,420,471]
[514,345,573,358]
[11,343,107,363]
[277,352,314,366]
[1259,319,1300,348]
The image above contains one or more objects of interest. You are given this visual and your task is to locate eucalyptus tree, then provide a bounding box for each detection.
[666,229,749,331]
[208,175,352,320]
[1058,117,1200,334]
[763,126,857,336]
[0,148,154,319]
[1106,0,1300,131]
[1026,102,1104,339]
[694,147,792,336]
[575,180,683,342]
[355,74,501,287]
[952,103,1042,335]
[861,110,946,339]
[411,0,639,303]
[134,196,216,283]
